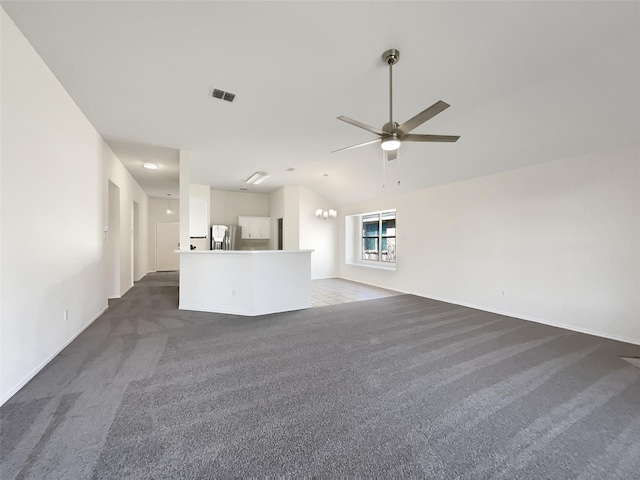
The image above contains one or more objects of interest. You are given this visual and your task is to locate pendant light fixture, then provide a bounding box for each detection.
[315,174,337,220]
[166,193,173,215]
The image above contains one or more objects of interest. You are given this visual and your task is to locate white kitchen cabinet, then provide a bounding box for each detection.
[238,216,271,239]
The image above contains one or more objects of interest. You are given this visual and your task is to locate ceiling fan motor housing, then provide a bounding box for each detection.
[383,121,399,134]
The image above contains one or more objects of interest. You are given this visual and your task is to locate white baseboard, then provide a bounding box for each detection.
[1,304,109,406]
[412,293,640,347]
[336,276,399,291]
[336,276,640,347]
[109,282,134,300]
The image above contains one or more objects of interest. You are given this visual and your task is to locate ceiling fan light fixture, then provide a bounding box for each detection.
[381,136,401,151]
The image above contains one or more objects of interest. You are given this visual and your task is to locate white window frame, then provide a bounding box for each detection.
[345,209,397,271]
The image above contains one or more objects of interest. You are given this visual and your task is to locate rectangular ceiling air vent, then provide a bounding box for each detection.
[212,88,235,102]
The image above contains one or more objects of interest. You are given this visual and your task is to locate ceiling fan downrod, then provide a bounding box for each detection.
[382,49,400,148]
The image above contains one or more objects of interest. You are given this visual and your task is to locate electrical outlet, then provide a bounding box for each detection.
[502,290,506,297]
[231,289,236,297]
[64,309,69,322]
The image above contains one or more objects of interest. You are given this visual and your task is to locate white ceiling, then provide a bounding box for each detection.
[3,1,639,204]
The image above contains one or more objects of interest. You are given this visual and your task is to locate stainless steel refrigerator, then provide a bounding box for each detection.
[211,225,242,250]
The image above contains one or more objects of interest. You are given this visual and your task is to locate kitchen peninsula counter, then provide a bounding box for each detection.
[178,250,313,316]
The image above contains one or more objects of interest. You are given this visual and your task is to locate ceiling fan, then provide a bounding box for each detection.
[333,49,460,161]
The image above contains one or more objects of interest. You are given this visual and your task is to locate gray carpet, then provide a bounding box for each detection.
[2,272,639,479]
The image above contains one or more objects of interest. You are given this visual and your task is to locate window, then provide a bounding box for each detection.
[361,210,396,263]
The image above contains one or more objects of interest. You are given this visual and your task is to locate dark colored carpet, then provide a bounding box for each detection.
[2,272,639,479]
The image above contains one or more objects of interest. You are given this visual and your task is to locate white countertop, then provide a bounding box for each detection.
[175,249,313,254]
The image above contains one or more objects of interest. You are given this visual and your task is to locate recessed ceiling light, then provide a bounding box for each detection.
[286,167,295,172]
[143,162,159,170]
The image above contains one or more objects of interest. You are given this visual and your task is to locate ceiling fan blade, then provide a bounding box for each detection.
[337,116,389,136]
[401,133,460,143]
[331,138,381,153]
[396,100,451,135]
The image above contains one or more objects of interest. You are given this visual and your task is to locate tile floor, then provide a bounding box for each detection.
[311,277,402,307]
[621,357,640,369]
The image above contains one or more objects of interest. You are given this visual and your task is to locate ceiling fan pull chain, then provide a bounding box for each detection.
[397,154,401,186]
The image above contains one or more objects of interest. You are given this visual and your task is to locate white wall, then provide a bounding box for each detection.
[268,186,338,278]
[210,189,269,225]
[298,186,338,279]
[284,186,301,251]
[339,143,640,345]
[269,187,285,250]
[269,186,301,250]
[148,198,180,271]
[103,144,149,292]
[189,184,210,250]
[0,9,148,404]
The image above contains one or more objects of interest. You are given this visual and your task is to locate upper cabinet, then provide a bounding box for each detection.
[238,216,271,239]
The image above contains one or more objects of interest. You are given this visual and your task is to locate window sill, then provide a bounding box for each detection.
[346,261,396,271]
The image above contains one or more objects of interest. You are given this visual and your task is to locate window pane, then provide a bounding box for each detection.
[382,218,395,236]
[364,238,378,251]
[382,211,396,262]
[364,223,379,237]
[381,237,396,262]
[362,238,379,261]
[362,213,380,237]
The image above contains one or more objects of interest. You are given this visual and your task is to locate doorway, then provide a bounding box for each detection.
[156,221,180,271]
[277,218,283,250]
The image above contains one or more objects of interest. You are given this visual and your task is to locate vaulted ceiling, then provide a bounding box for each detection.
[3,1,639,204]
